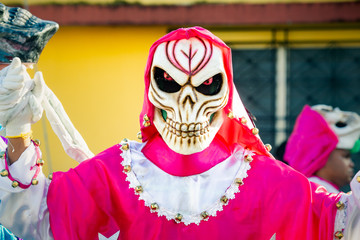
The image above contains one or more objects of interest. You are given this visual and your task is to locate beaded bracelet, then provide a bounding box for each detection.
[0,139,43,189]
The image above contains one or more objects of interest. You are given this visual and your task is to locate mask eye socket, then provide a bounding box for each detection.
[195,73,223,95]
[153,67,181,93]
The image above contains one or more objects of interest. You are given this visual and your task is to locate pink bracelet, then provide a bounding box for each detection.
[0,140,43,189]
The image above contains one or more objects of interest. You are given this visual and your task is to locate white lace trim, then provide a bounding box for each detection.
[333,194,348,239]
[120,139,253,225]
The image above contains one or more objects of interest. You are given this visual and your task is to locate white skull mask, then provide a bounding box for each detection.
[312,104,360,150]
[148,37,229,155]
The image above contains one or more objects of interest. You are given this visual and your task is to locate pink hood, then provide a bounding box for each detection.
[284,105,338,177]
[139,27,271,174]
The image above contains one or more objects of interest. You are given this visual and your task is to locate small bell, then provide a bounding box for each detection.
[201,211,209,220]
[33,139,41,146]
[143,114,150,122]
[11,181,19,188]
[143,121,151,127]
[121,143,129,151]
[227,111,234,119]
[48,173,53,180]
[265,144,272,152]
[252,128,259,135]
[135,186,143,194]
[123,165,131,173]
[244,155,253,162]
[235,178,244,186]
[334,231,344,239]
[240,117,247,124]
[175,213,183,223]
[36,159,45,166]
[32,179,38,185]
[220,195,228,204]
[137,132,142,140]
[150,203,159,211]
[0,169,8,177]
[336,201,345,210]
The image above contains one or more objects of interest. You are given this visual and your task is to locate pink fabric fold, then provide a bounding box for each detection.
[47,146,341,240]
[142,133,231,176]
[285,105,338,177]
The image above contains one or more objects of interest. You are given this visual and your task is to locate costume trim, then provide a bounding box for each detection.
[120,139,254,225]
[333,193,347,239]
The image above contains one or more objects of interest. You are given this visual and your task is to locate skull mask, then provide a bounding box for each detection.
[148,37,229,155]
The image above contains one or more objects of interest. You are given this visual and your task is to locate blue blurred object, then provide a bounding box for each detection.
[0,225,19,240]
[0,3,58,63]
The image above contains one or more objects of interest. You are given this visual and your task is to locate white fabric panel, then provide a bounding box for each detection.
[308,176,340,194]
[0,140,53,240]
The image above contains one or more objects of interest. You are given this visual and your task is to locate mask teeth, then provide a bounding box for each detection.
[166,118,209,138]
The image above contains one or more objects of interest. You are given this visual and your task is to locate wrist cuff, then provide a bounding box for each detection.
[6,123,32,138]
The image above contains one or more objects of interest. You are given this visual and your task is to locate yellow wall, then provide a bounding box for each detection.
[31,26,168,174]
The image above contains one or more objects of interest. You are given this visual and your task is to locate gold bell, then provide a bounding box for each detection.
[357,175,360,183]
[175,213,183,222]
[220,195,228,204]
[48,173,53,180]
[0,169,8,177]
[244,155,253,162]
[32,179,39,185]
[0,151,5,159]
[235,178,244,186]
[334,231,344,239]
[150,203,159,211]
[137,132,142,140]
[33,139,41,146]
[240,117,247,124]
[143,121,151,127]
[143,114,150,122]
[336,201,345,210]
[201,211,209,220]
[227,111,234,119]
[121,143,129,151]
[123,165,131,173]
[135,186,143,194]
[11,181,19,188]
[265,144,272,152]
[37,159,45,166]
[252,128,259,135]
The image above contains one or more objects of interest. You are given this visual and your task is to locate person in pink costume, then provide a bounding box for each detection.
[285,105,360,194]
[1,27,360,240]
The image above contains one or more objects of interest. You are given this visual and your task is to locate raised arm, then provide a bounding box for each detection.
[0,58,53,239]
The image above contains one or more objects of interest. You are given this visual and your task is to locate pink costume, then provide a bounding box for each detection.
[284,105,338,178]
[46,28,342,240]
[285,105,360,194]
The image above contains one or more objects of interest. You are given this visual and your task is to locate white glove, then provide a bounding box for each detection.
[0,57,45,137]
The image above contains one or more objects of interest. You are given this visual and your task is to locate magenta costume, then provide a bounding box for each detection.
[47,27,341,240]
[285,105,339,178]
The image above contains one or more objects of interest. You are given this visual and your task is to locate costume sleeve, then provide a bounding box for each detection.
[0,139,53,240]
[334,171,360,240]
[47,150,120,240]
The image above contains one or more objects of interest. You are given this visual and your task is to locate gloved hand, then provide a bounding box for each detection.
[0,57,45,137]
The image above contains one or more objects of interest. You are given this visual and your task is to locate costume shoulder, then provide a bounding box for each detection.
[251,154,311,188]
[47,144,124,239]
[250,154,340,240]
